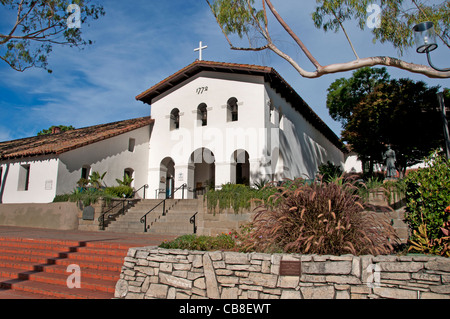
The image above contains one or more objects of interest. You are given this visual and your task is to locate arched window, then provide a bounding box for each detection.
[124,168,134,180]
[227,97,238,122]
[128,138,136,152]
[123,168,134,187]
[170,108,180,130]
[81,165,91,180]
[198,103,208,127]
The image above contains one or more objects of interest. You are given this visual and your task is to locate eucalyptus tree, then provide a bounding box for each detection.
[0,0,105,72]
[207,0,450,78]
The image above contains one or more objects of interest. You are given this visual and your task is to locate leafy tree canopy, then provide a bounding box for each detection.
[327,66,390,125]
[0,0,105,72]
[342,78,445,175]
[313,0,450,56]
[37,125,75,136]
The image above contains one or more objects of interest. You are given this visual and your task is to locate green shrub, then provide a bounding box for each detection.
[237,179,398,255]
[318,161,343,182]
[104,186,134,198]
[116,175,134,187]
[404,152,450,241]
[53,194,71,202]
[205,183,277,214]
[408,214,450,257]
[356,177,406,204]
[159,233,236,251]
[69,187,111,206]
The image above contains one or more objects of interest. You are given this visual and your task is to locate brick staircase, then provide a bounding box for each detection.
[105,199,200,236]
[0,237,132,299]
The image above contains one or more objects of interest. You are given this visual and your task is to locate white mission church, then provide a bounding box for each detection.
[0,60,346,204]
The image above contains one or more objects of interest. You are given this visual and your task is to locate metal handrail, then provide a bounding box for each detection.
[98,199,132,230]
[133,184,149,199]
[190,212,198,234]
[140,183,187,232]
[140,199,165,232]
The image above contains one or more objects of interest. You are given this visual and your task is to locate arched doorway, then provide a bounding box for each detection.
[160,157,175,199]
[188,148,215,198]
[231,150,250,186]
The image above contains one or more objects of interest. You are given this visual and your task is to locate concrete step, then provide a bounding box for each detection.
[102,199,200,236]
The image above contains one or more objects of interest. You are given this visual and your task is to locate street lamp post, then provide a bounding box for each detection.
[413,21,450,159]
[437,92,450,159]
[413,21,450,72]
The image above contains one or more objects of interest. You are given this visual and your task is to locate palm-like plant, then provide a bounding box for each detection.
[89,171,106,189]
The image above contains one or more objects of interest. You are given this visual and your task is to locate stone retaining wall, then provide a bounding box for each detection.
[115,247,450,299]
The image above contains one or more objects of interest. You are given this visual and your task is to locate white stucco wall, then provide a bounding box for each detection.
[57,125,150,198]
[148,71,268,198]
[344,154,363,173]
[0,125,151,204]
[146,71,345,199]
[0,156,59,204]
[264,84,345,180]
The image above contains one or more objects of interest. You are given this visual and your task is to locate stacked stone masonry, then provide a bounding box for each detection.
[115,247,450,299]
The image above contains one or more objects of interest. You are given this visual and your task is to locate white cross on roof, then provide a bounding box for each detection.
[194,41,208,61]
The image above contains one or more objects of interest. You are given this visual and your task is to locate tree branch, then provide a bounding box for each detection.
[207,0,450,79]
[289,55,450,79]
[330,8,359,60]
[264,0,322,69]
[0,54,34,72]
[206,0,269,51]
[9,0,38,38]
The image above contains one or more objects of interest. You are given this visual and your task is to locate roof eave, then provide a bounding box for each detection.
[135,61,273,104]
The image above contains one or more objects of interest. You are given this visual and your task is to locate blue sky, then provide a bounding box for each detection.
[0,0,449,142]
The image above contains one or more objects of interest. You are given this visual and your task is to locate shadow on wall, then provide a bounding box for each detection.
[279,121,328,180]
[247,121,333,185]
[56,136,150,196]
[62,138,149,174]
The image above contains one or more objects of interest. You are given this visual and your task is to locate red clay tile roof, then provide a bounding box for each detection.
[136,61,273,103]
[136,60,345,151]
[0,117,153,160]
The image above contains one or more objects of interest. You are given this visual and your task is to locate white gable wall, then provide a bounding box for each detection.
[148,71,267,198]
[0,156,59,204]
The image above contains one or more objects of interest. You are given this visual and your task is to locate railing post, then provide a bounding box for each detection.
[100,214,104,231]
[190,212,198,234]
[163,200,166,216]
[182,184,185,199]
[143,215,147,233]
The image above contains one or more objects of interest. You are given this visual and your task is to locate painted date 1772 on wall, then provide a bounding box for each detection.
[196,86,208,95]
